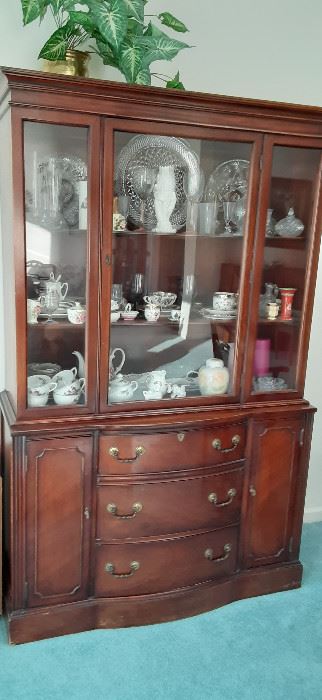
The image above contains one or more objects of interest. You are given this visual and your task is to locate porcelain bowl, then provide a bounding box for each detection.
[67,307,86,324]
[120,310,139,320]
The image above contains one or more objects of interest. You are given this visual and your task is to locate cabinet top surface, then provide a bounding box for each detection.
[1,66,322,123]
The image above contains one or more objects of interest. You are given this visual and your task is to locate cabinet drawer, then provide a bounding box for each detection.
[98,424,246,475]
[95,526,238,597]
[97,467,243,540]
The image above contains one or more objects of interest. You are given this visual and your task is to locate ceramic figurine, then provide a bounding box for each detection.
[153,165,176,233]
[198,358,229,396]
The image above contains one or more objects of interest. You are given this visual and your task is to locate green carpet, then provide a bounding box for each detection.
[1,522,321,700]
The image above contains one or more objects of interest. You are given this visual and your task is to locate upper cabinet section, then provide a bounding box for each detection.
[1,69,322,417]
[102,125,260,409]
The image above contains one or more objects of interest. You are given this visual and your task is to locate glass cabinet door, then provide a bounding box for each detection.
[251,142,322,396]
[103,127,259,407]
[24,121,90,410]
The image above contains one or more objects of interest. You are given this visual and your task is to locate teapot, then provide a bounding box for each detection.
[72,347,126,381]
[109,375,138,403]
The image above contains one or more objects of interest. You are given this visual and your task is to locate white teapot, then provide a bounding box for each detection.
[109,375,138,403]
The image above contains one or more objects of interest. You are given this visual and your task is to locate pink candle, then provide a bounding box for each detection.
[253,339,271,376]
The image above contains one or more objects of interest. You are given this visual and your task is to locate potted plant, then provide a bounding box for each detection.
[20,0,191,87]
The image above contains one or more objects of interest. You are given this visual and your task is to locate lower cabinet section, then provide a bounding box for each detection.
[95,526,239,596]
[25,436,93,608]
[2,407,313,643]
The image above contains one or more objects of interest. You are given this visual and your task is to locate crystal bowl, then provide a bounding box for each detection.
[149,291,177,309]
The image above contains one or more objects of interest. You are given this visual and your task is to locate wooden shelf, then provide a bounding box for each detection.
[265,235,305,249]
[28,321,85,330]
[113,229,243,240]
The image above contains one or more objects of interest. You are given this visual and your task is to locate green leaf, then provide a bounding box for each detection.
[38,22,74,60]
[158,12,188,33]
[127,18,144,36]
[89,0,128,52]
[166,71,185,90]
[21,0,45,25]
[95,39,120,69]
[124,0,144,23]
[69,10,96,35]
[135,68,151,85]
[120,41,143,82]
[136,23,190,67]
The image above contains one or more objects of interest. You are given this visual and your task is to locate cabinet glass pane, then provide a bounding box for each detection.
[107,131,253,405]
[24,122,88,408]
[252,145,321,394]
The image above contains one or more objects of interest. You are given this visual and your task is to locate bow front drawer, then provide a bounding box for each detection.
[97,467,243,540]
[95,526,238,597]
[98,424,246,475]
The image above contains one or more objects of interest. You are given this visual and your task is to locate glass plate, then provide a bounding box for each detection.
[115,135,201,231]
[205,159,249,203]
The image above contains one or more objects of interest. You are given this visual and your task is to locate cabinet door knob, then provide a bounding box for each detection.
[208,488,237,507]
[249,485,256,497]
[204,544,232,562]
[105,561,140,578]
[212,435,241,453]
[106,502,143,519]
[108,446,145,463]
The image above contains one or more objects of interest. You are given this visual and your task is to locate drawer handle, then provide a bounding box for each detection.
[212,435,241,453]
[208,488,237,507]
[105,561,140,578]
[108,446,145,463]
[204,544,232,562]
[106,502,143,519]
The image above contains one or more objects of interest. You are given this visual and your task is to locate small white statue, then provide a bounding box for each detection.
[153,165,176,232]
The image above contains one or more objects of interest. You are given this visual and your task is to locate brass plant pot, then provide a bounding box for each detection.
[42,49,90,77]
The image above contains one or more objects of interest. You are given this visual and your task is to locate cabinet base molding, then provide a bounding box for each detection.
[7,561,302,644]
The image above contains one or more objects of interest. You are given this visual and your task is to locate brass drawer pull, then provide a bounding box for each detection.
[204,544,232,562]
[105,561,140,578]
[208,488,237,507]
[106,502,143,519]
[212,435,240,453]
[108,446,145,463]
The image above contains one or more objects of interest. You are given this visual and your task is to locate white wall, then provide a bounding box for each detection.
[0,0,321,519]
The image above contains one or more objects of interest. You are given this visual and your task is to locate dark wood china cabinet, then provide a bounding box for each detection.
[0,67,321,643]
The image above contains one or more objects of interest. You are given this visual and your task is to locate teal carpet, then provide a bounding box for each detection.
[1,522,321,700]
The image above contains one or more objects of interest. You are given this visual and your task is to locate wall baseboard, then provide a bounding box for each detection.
[304,507,322,523]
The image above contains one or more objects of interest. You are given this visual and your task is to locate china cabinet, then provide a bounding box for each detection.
[0,68,321,643]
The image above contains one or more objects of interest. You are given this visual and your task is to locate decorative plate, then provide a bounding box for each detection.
[114,135,201,231]
[205,159,249,204]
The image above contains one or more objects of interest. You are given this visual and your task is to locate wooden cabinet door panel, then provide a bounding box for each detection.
[244,417,303,568]
[26,436,92,607]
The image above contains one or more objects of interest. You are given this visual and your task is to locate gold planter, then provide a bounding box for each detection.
[42,50,90,78]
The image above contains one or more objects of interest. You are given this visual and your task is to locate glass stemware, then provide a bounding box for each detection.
[131,165,157,227]
[222,201,237,234]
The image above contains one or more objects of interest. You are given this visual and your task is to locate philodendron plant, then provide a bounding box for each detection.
[20,0,191,88]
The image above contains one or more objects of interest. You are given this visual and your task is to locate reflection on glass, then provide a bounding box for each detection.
[108,131,253,405]
[252,145,321,393]
[24,122,88,409]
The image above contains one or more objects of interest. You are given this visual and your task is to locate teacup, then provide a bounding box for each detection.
[53,378,85,405]
[27,299,41,324]
[53,367,78,389]
[212,292,238,312]
[143,390,164,401]
[27,374,57,407]
[169,309,182,322]
[111,310,121,323]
